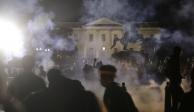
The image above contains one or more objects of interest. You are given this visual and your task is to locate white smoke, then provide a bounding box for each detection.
[0,0,193,112]
[80,0,194,112]
[178,0,194,19]
[154,29,194,49]
[1,0,77,70]
[81,0,158,23]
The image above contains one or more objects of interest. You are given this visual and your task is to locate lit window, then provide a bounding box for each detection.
[89,34,93,42]
[102,34,106,42]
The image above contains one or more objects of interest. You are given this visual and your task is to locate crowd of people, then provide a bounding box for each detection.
[0,46,194,112]
[0,55,102,112]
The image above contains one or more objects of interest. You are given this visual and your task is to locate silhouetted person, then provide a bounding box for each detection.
[93,58,97,67]
[99,65,138,112]
[83,64,95,80]
[165,82,171,112]
[96,61,103,69]
[179,66,194,112]
[83,91,101,112]
[8,55,46,102]
[83,64,93,74]
[111,37,120,49]
[164,46,184,112]
[25,68,101,112]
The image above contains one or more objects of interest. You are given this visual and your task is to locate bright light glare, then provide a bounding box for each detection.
[0,18,24,58]
[102,46,106,51]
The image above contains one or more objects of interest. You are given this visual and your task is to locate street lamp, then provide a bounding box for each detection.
[102,46,106,51]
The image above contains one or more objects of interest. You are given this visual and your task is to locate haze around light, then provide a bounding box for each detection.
[0,18,25,59]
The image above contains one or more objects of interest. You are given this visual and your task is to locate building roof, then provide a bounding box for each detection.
[85,18,122,27]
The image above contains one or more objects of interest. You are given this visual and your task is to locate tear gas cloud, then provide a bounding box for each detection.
[0,0,193,112]
[80,0,194,112]
[0,0,76,70]
[81,0,158,23]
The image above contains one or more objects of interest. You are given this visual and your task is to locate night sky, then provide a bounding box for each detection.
[40,0,83,21]
[0,0,193,34]
[0,0,82,22]
[41,0,193,34]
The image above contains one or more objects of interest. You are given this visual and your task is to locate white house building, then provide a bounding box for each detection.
[55,18,161,63]
[72,18,125,61]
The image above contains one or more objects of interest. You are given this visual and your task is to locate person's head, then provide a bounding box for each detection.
[22,55,35,72]
[173,46,182,56]
[39,66,44,71]
[47,68,64,86]
[99,65,117,87]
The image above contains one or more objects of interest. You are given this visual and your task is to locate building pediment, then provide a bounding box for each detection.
[85,18,122,27]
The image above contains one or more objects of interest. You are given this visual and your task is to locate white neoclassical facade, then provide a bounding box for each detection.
[72,18,124,61]
[71,18,160,62]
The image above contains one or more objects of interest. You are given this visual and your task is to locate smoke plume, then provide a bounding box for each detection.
[81,0,159,23]
[0,0,76,70]
[81,0,194,111]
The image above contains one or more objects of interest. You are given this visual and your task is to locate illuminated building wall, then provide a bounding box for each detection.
[72,18,124,61]
[65,18,160,62]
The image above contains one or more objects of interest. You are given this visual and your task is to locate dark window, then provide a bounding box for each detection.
[89,34,93,42]
[102,34,106,42]
[88,48,94,58]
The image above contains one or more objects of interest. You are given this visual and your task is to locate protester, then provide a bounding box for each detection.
[163,46,184,112]
[99,64,138,112]
[8,55,46,101]
[25,68,101,112]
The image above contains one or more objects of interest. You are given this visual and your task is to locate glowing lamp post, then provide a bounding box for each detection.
[102,46,106,51]
[36,48,39,51]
